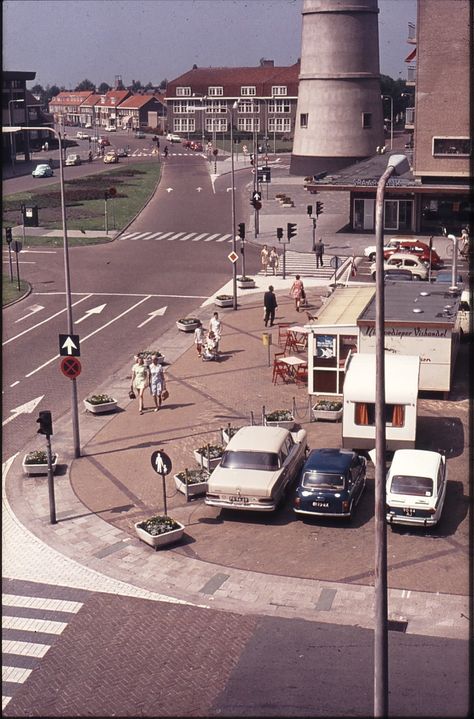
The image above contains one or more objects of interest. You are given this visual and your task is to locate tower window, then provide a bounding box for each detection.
[362,113,372,129]
[300,113,308,128]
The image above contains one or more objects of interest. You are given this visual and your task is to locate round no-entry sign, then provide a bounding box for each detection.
[60,356,82,379]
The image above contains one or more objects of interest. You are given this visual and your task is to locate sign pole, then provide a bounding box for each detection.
[7,243,13,282]
[162,472,167,516]
[45,433,57,525]
[14,246,21,291]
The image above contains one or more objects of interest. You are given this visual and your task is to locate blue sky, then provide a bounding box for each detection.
[3,0,416,88]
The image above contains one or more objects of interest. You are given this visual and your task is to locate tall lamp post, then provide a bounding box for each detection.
[225,102,239,310]
[3,125,81,459]
[373,153,410,718]
[381,95,394,150]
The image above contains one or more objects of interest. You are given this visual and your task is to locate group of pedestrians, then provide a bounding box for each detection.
[130,354,166,415]
[260,245,280,276]
[194,312,222,360]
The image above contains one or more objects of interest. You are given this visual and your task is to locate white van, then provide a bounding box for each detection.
[457,289,471,337]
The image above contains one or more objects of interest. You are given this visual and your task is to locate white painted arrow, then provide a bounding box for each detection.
[15,304,44,323]
[2,395,44,427]
[75,303,107,325]
[196,187,203,192]
[61,337,78,355]
[137,306,168,328]
[166,187,174,193]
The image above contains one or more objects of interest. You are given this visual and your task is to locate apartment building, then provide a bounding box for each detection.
[3,70,53,161]
[49,91,94,125]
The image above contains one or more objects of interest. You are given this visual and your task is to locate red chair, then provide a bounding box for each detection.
[272,359,289,385]
[284,331,299,354]
[277,323,291,347]
[295,363,308,386]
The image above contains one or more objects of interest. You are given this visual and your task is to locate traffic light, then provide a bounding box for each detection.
[37,410,53,436]
[276,227,283,240]
[287,223,297,240]
[5,227,13,244]
[316,201,324,216]
[238,222,245,240]
[251,198,262,211]
[307,205,313,216]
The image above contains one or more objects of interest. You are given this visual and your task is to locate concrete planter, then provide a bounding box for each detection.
[176,319,200,333]
[237,278,256,289]
[264,413,295,430]
[214,296,234,308]
[312,405,343,422]
[83,398,118,414]
[193,448,223,471]
[174,472,209,497]
[23,454,58,476]
[134,520,185,549]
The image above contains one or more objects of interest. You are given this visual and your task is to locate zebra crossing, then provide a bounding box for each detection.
[2,580,88,710]
[119,229,233,243]
[129,149,204,158]
[259,251,345,279]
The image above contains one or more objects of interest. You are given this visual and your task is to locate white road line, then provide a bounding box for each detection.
[25,296,151,378]
[2,616,68,635]
[204,234,220,242]
[192,233,208,242]
[2,666,33,684]
[10,381,19,387]
[147,232,166,240]
[179,233,196,241]
[3,295,92,346]
[157,231,174,240]
[167,232,186,240]
[129,232,150,241]
[2,594,83,613]
[119,232,141,240]
[216,234,232,243]
[2,640,50,658]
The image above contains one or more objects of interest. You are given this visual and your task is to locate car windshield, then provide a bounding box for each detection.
[220,450,279,471]
[302,472,345,490]
[390,475,433,497]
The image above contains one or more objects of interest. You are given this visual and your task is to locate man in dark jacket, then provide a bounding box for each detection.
[263,285,278,327]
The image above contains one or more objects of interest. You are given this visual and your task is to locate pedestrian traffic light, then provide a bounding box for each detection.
[5,227,13,244]
[307,205,313,216]
[37,410,53,436]
[287,223,297,241]
[238,222,245,239]
[276,227,283,240]
[316,201,324,216]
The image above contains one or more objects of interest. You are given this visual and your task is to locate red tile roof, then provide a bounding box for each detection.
[166,63,300,97]
[49,91,94,106]
[99,90,131,107]
[80,93,103,107]
[117,94,162,109]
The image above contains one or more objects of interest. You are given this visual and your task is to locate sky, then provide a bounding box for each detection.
[3,0,416,89]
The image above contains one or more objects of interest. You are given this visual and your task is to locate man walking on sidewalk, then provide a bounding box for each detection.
[315,237,325,268]
[263,285,278,327]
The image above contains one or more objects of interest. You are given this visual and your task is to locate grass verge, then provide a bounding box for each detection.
[3,274,29,306]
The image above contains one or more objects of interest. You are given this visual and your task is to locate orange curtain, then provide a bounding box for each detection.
[392,405,405,428]
[355,403,369,425]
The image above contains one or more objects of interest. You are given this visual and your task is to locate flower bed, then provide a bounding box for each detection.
[134,515,185,549]
[176,317,201,332]
[23,450,58,476]
[174,468,210,497]
[214,294,234,308]
[83,394,118,414]
[312,400,343,422]
[237,276,256,289]
[193,444,225,470]
[137,350,165,365]
[264,409,295,430]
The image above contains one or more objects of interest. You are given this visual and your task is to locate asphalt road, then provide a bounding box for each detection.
[2,153,259,461]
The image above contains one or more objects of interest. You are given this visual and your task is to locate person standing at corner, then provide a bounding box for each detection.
[208,311,222,353]
[131,355,149,415]
[315,237,325,268]
[261,244,270,276]
[149,354,165,412]
[263,285,278,327]
[290,274,305,312]
[269,247,279,276]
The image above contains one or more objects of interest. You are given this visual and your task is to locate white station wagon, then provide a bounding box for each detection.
[386,449,447,528]
[205,425,308,512]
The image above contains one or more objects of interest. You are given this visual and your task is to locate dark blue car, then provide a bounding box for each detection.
[293,449,367,519]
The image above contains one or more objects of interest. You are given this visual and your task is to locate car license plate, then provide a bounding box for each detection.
[312,501,329,508]
[229,496,249,504]
[403,507,415,516]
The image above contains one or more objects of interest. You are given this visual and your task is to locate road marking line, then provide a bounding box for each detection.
[2,595,83,612]
[3,295,92,346]
[2,640,49,658]
[167,232,185,240]
[216,234,232,243]
[2,666,33,684]
[9,381,19,387]
[3,616,68,635]
[192,233,207,241]
[129,232,150,241]
[179,233,196,241]
[119,232,140,240]
[157,232,174,240]
[204,234,220,242]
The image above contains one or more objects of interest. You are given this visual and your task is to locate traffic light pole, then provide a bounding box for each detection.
[45,433,57,525]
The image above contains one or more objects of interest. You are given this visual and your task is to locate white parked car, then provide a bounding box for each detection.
[65,153,82,166]
[166,132,182,143]
[386,449,447,528]
[76,131,90,140]
[364,238,401,261]
[205,425,308,512]
[105,126,117,132]
[370,253,428,281]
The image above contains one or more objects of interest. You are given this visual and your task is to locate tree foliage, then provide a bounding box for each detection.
[98,82,111,94]
[75,78,96,92]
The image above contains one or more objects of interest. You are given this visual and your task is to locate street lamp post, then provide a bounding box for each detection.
[3,125,81,459]
[381,95,394,150]
[373,153,410,718]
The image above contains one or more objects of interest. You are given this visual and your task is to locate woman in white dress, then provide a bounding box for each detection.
[149,355,166,412]
[131,356,149,415]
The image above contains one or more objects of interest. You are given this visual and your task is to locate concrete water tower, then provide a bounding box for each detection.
[290,0,384,176]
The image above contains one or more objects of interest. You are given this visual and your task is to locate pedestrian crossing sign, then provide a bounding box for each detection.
[228,251,238,263]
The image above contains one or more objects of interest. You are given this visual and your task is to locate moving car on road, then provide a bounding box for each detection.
[32,163,53,178]
[293,449,367,520]
[386,449,447,528]
[166,132,182,143]
[116,147,129,157]
[76,131,90,140]
[65,153,82,166]
[371,253,428,281]
[103,151,118,164]
[205,425,308,512]
[134,130,146,139]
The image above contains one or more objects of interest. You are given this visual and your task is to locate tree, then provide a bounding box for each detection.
[46,84,62,100]
[130,79,143,92]
[98,82,111,94]
[75,78,96,92]
[159,78,167,90]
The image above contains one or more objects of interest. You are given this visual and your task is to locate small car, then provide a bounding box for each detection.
[103,151,118,164]
[383,268,414,282]
[293,449,367,520]
[205,425,308,512]
[371,253,428,281]
[98,137,110,147]
[32,163,53,178]
[386,449,447,528]
[384,240,443,269]
[116,147,128,157]
[435,269,463,284]
[65,153,81,166]
[134,130,146,139]
[191,141,203,151]
[166,133,182,143]
[84,122,92,129]
[76,131,90,140]
[182,139,192,149]
[105,126,117,132]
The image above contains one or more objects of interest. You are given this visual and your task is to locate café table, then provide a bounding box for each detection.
[280,355,307,382]
[287,325,310,352]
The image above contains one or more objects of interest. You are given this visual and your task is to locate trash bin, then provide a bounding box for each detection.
[23,205,39,227]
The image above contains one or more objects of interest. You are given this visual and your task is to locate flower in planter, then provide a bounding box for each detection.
[136,515,181,536]
[195,444,225,459]
[85,393,115,405]
[137,350,163,363]
[237,276,254,282]
[175,468,210,485]
[314,401,342,411]
[216,294,233,301]
[24,450,57,464]
[265,409,294,422]
[177,317,200,325]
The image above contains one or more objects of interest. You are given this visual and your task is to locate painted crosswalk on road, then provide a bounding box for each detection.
[257,250,344,279]
[119,230,235,243]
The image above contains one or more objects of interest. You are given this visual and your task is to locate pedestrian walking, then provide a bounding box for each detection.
[163,145,168,158]
[202,331,219,361]
[290,275,305,312]
[261,244,270,275]
[263,285,278,327]
[131,356,149,415]
[149,355,166,412]
[269,247,280,276]
[315,237,325,268]
[208,312,222,353]
[194,321,205,358]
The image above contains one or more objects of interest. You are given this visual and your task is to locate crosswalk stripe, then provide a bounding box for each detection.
[129,232,150,241]
[146,231,166,240]
[216,234,232,243]
[120,232,140,240]
[2,640,50,658]
[203,234,220,242]
[166,232,186,240]
[3,616,68,635]
[2,595,83,613]
[157,231,174,240]
[179,233,196,241]
[192,233,208,241]
[2,666,33,684]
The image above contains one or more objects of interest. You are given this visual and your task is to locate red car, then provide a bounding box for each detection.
[383,240,443,269]
[98,136,110,147]
[191,141,203,151]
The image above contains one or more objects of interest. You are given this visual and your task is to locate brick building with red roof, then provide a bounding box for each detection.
[116,93,166,132]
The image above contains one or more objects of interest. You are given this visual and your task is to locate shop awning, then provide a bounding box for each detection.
[405,48,417,63]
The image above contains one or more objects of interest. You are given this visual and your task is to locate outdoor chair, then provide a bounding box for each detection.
[272,359,290,385]
[277,322,291,347]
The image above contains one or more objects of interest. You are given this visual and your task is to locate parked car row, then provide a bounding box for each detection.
[364,237,444,270]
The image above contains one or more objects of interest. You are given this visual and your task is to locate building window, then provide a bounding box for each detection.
[205,118,227,132]
[241,86,256,96]
[432,137,471,157]
[208,86,223,96]
[237,118,260,132]
[268,117,291,133]
[176,86,191,96]
[362,113,372,129]
[237,100,259,113]
[300,113,308,128]
[174,118,195,132]
[174,100,195,114]
[271,86,287,96]
[205,100,226,113]
[269,99,291,113]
